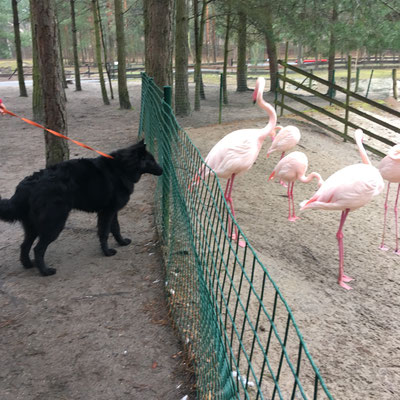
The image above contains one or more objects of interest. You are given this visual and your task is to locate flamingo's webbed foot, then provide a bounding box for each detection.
[339,280,353,290]
[379,244,389,251]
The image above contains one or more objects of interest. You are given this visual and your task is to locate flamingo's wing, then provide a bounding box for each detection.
[273,152,307,182]
[205,130,260,179]
[301,164,383,211]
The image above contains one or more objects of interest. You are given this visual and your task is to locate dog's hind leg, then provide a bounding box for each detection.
[111,214,131,246]
[33,212,68,276]
[20,221,37,269]
[97,210,117,256]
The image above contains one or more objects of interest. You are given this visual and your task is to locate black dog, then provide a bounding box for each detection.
[0,140,162,276]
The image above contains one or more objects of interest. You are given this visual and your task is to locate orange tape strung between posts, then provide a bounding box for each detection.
[1,102,114,159]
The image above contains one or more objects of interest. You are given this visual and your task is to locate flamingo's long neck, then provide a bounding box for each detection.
[355,130,371,165]
[299,172,324,186]
[255,82,277,142]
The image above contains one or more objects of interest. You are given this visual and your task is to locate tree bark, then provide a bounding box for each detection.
[264,2,278,93]
[31,0,69,166]
[114,0,131,108]
[11,0,28,97]
[143,0,173,89]
[328,2,338,87]
[193,0,207,110]
[70,0,82,91]
[222,10,231,105]
[236,10,248,92]
[175,0,190,116]
[30,0,44,123]
[91,0,110,105]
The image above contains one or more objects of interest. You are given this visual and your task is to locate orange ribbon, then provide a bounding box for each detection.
[0,100,113,159]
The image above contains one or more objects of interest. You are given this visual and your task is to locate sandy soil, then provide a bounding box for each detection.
[1,76,399,400]
[187,86,400,399]
[0,82,193,400]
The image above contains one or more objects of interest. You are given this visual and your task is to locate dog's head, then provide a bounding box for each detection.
[113,140,163,181]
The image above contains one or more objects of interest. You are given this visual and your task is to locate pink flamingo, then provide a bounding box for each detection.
[300,129,384,290]
[199,77,277,247]
[266,125,301,160]
[268,151,323,221]
[378,144,400,253]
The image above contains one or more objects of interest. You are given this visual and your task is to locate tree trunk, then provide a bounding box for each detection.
[328,2,338,86]
[143,0,173,89]
[236,10,248,92]
[98,0,114,99]
[12,0,28,97]
[193,0,207,110]
[222,10,231,105]
[31,0,69,166]
[174,0,190,116]
[70,0,82,91]
[264,3,278,93]
[114,0,131,108]
[91,0,110,105]
[30,0,44,123]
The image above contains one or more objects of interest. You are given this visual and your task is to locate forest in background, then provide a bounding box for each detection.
[2,0,400,163]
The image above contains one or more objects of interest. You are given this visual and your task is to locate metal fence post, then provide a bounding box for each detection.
[162,86,172,244]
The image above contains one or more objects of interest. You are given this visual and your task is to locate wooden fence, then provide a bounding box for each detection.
[275,58,400,158]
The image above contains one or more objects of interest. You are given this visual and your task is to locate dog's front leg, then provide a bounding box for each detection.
[111,214,131,246]
[97,210,117,256]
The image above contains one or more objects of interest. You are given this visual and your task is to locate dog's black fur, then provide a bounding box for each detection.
[0,140,162,276]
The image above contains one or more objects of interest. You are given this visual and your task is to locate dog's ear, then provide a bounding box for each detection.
[137,139,145,147]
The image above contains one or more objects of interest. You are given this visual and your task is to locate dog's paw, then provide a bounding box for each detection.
[118,238,131,246]
[104,248,117,256]
[41,267,57,276]
[21,259,35,269]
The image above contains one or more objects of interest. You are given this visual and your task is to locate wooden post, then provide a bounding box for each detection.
[280,41,289,117]
[344,55,351,142]
[393,69,398,100]
[355,67,360,92]
[366,69,374,98]
[309,69,313,88]
[328,69,335,104]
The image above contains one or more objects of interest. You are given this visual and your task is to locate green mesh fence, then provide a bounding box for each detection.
[138,73,334,400]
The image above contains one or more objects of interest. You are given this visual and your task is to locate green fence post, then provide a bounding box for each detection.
[344,55,351,142]
[366,69,374,98]
[219,73,223,124]
[162,85,172,244]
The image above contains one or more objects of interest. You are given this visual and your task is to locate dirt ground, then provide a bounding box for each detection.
[187,85,400,399]
[0,81,193,400]
[1,76,399,400]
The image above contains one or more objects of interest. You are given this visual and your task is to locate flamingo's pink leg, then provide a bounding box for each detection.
[224,175,245,248]
[286,182,292,220]
[380,183,390,251]
[336,209,353,290]
[288,182,300,222]
[394,184,400,255]
[225,177,234,239]
[279,152,288,187]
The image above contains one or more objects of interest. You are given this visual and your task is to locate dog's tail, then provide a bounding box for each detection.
[0,197,20,222]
